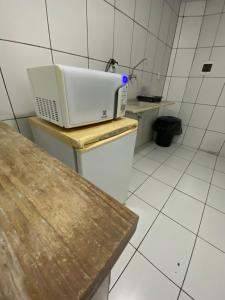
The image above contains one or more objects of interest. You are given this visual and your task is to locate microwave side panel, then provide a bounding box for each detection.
[27,65,64,127]
[62,67,122,127]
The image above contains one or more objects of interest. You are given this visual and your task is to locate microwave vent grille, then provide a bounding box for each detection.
[35,97,59,122]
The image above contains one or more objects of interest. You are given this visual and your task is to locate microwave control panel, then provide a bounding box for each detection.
[117,85,128,117]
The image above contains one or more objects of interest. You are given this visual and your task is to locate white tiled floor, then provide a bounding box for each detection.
[109,142,225,300]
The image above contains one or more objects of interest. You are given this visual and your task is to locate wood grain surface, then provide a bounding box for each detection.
[0,122,138,300]
[29,117,138,150]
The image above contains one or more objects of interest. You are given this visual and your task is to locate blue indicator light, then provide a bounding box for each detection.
[122,74,129,85]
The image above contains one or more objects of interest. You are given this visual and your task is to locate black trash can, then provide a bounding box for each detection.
[152,116,182,147]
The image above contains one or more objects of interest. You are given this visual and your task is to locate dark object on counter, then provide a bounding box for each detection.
[153,116,182,147]
[137,95,162,103]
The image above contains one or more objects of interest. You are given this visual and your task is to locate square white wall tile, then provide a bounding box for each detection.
[205,0,225,15]
[151,75,166,97]
[189,104,214,129]
[126,195,158,247]
[0,74,14,120]
[179,2,186,16]
[131,23,147,68]
[178,16,202,48]
[159,2,172,43]
[89,59,107,71]
[115,0,136,18]
[183,238,225,300]
[167,77,188,102]
[200,131,225,154]
[162,189,204,233]
[172,49,195,77]
[184,1,206,16]
[196,78,225,105]
[135,0,151,28]
[53,51,88,68]
[183,78,202,103]
[0,41,52,118]
[0,0,50,47]
[47,0,87,56]
[173,17,182,48]
[210,47,225,77]
[139,214,195,286]
[208,107,225,133]
[167,11,178,47]
[183,127,205,148]
[148,0,164,36]
[127,70,143,99]
[190,47,211,77]
[170,0,181,15]
[198,14,220,47]
[109,252,179,300]
[114,11,133,67]
[135,177,173,210]
[88,0,114,61]
[162,77,170,99]
[153,41,166,74]
[178,103,194,125]
[161,101,182,117]
[215,14,225,46]
[141,71,152,95]
[218,84,225,106]
[144,33,157,72]
[167,49,176,76]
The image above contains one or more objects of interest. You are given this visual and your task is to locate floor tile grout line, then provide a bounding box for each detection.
[135,147,218,186]
[112,146,224,297]
[176,151,220,299]
[198,236,225,254]
[132,146,202,299]
[127,147,199,287]
[131,143,183,195]
[137,251,196,300]
[109,245,137,293]
[137,250,183,290]
[110,144,183,293]
[131,192,225,255]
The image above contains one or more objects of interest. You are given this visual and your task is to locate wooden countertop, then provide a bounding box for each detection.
[126,99,175,113]
[0,122,138,300]
[29,117,138,150]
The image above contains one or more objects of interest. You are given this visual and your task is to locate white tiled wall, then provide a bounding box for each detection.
[0,0,179,141]
[161,0,225,156]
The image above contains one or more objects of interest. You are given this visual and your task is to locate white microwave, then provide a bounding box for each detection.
[27,65,128,128]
